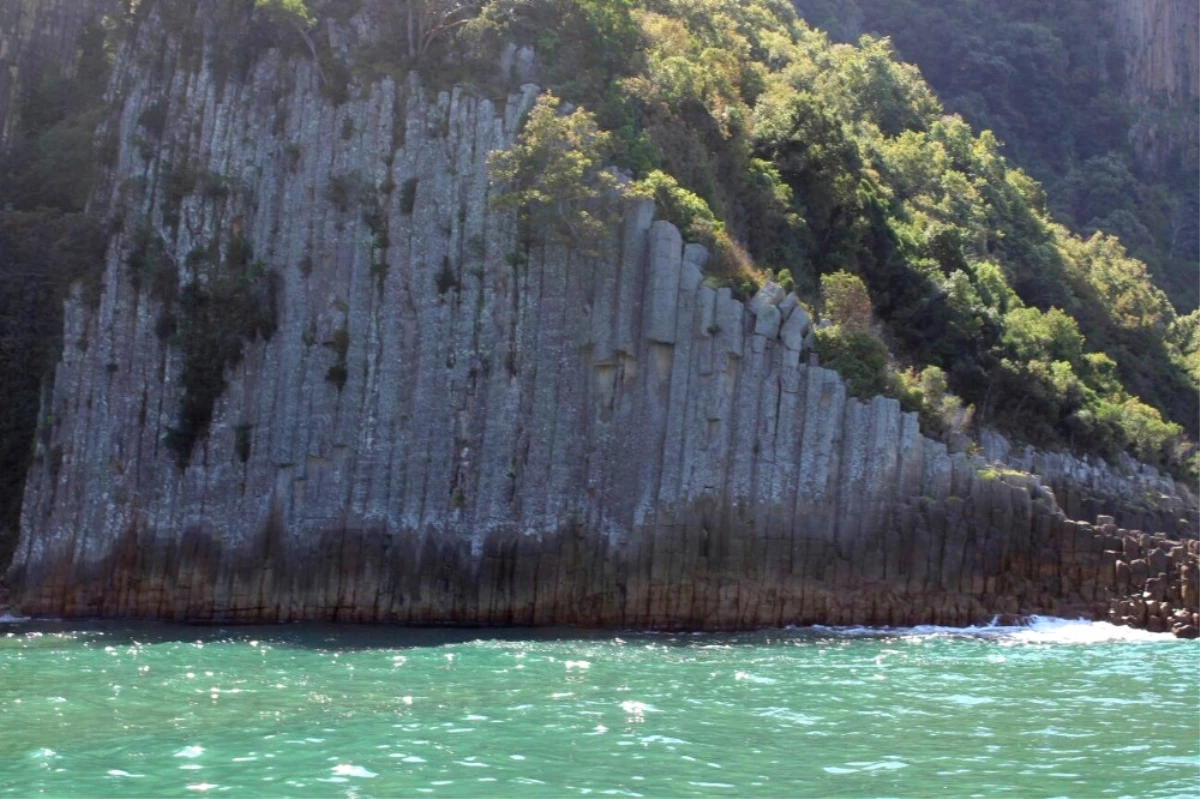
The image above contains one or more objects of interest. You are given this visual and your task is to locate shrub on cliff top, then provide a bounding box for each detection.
[819,271,873,333]
[813,326,889,399]
[489,92,624,250]
[255,0,315,27]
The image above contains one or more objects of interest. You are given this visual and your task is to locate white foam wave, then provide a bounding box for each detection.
[809,616,1178,644]
[0,612,31,623]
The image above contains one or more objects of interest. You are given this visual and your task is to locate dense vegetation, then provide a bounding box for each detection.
[791,0,1200,315]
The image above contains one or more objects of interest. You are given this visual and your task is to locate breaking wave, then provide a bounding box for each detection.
[808,615,1176,644]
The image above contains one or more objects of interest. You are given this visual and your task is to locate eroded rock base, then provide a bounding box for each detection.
[12,508,1196,632]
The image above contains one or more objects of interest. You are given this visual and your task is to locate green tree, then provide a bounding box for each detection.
[820,270,873,332]
[489,92,623,247]
[255,0,313,25]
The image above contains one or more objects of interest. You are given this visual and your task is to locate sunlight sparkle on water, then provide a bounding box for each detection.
[0,618,1195,798]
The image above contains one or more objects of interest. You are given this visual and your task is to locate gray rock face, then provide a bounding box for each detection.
[747,281,785,313]
[5,1,1196,628]
[980,430,1198,537]
[779,303,811,352]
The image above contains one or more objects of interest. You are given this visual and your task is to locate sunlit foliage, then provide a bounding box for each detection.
[467,0,1195,476]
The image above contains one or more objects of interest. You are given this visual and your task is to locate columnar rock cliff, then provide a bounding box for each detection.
[5,1,1197,630]
[1112,0,1199,106]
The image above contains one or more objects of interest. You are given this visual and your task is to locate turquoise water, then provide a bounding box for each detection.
[0,617,1196,798]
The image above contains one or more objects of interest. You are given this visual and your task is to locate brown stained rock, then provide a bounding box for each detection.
[1174,624,1199,639]
[1129,598,1148,625]
[1146,615,1165,633]
[1144,574,1170,602]
[1184,564,1199,602]
[1129,558,1150,586]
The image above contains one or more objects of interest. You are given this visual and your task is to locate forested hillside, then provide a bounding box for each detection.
[0,0,1195,551]
[792,0,1200,314]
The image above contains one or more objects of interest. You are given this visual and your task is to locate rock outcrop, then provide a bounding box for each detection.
[981,431,1198,539]
[5,0,1198,631]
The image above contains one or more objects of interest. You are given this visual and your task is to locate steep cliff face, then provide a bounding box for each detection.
[1113,0,1199,104]
[6,1,1197,630]
[1110,0,1200,175]
[0,0,118,147]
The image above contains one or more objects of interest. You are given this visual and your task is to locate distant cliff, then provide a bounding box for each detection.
[1111,0,1200,175]
[0,0,119,147]
[1114,0,1199,106]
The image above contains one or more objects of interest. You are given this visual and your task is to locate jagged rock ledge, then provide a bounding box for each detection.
[5,0,1197,632]
[981,431,1198,539]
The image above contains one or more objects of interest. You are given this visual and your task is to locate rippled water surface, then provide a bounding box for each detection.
[0,617,1196,798]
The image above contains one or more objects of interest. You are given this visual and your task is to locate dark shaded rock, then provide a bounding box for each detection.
[1148,547,1171,575]
[1145,575,1170,601]
[1115,559,1131,592]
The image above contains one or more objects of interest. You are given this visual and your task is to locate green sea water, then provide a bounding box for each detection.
[0,617,1196,798]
